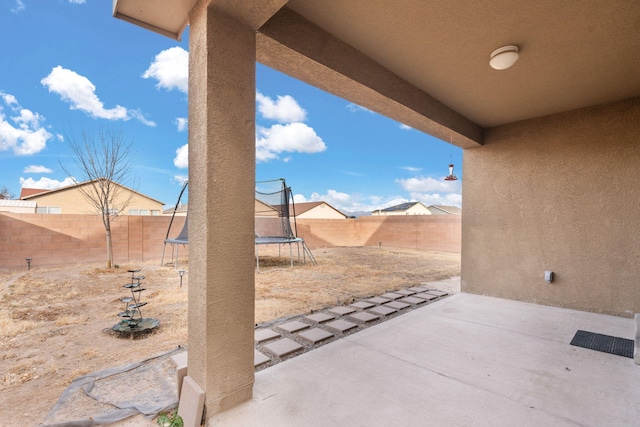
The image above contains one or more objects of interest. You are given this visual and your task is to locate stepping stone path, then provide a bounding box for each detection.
[369,305,397,316]
[253,287,451,370]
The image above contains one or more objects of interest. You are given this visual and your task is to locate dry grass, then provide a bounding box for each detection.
[0,246,460,426]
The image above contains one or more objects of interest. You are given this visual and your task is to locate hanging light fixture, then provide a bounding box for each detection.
[489,45,519,70]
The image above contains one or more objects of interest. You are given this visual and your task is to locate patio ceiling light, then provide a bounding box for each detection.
[489,45,519,70]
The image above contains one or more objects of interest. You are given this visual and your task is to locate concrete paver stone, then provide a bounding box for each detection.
[348,312,380,323]
[278,320,310,333]
[305,313,335,323]
[414,292,438,301]
[297,328,334,344]
[170,351,188,399]
[329,306,357,316]
[254,350,271,367]
[400,296,426,305]
[369,305,397,316]
[326,319,358,333]
[380,292,403,300]
[263,338,304,357]
[425,290,448,296]
[365,297,391,305]
[395,289,416,296]
[254,328,280,343]
[384,301,411,310]
[351,301,375,309]
[408,287,428,292]
[177,376,205,427]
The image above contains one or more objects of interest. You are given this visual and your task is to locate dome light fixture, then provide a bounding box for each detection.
[489,45,519,70]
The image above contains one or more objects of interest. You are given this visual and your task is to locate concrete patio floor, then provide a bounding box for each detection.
[209,293,640,426]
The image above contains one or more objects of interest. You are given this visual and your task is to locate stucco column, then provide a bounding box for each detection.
[188,3,255,415]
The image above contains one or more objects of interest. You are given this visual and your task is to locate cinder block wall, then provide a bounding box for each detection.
[0,213,460,269]
[296,215,461,252]
[0,213,187,269]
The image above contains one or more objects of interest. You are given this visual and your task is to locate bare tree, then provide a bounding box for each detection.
[0,186,13,200]
[62,126,137,269]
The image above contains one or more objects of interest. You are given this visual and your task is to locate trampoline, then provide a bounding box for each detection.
[161,179,316,270]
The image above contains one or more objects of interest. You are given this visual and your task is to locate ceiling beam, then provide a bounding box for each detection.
[257,7,483,148]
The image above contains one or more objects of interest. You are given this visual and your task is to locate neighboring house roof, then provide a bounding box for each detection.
[163,203,188,215]
[385,202,423,212]
[20,188,48,199]
[373,201,429,214]
[21,179,164,205]
[0,199,37,209]
[427,205,461,215]
[292,201,347,219]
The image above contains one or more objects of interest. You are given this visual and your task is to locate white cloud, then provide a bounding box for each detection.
[292,193,307,203]
[173,144,188,169]
[0,91,53,155]
[68,0,86,3]
[399,123,413,130]
[41,66,156,126]
[20,176,76,190]
[395,175,460,193]
[128,110,157,127]
[11,0,25,13]
[401,166,422,172]
[24,165,53,174]
[176,117,188,132]
[396,175,462,207]
[256,92,306,123]
[409,192,462,208]
[142,47,189,94]
[1,92,17,105]
[256,122,326,162]
[173,175,188,186]
[346,103,374,114]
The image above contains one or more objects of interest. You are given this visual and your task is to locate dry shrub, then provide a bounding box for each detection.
[148,289,187,306]
[66,368,91,385]
[54,315,87,327]
[0,315,39,338]
[81,348,101,359]
[2,360,40,387]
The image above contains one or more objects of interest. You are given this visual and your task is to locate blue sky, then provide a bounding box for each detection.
[0,1,462,215]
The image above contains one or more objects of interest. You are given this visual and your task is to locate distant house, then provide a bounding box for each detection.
[163,203,189,216]
[255,199,279,217]
[20,179,164,215]
[427,205,461,215]
[372,201,431,216]
[292,201,347,219]
[0,199,37,213]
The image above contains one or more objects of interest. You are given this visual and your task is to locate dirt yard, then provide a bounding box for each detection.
[0,246,460,426]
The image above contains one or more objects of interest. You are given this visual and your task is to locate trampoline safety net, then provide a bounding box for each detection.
[255,179,316,269]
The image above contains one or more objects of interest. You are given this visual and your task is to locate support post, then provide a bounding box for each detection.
[187,3,256,415]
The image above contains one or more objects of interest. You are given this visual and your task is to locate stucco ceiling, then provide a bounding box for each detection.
[285,0,640,128]
[113,0,640,133]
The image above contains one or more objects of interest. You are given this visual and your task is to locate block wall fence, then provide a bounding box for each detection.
[0,213,460,269]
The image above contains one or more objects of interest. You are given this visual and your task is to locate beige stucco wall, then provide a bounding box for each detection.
[27,185,164,215]
[462,97,640,317]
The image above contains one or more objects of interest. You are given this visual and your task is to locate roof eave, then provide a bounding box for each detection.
[112,10,187,41]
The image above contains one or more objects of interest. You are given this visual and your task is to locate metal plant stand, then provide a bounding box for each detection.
[112,269,159,336]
